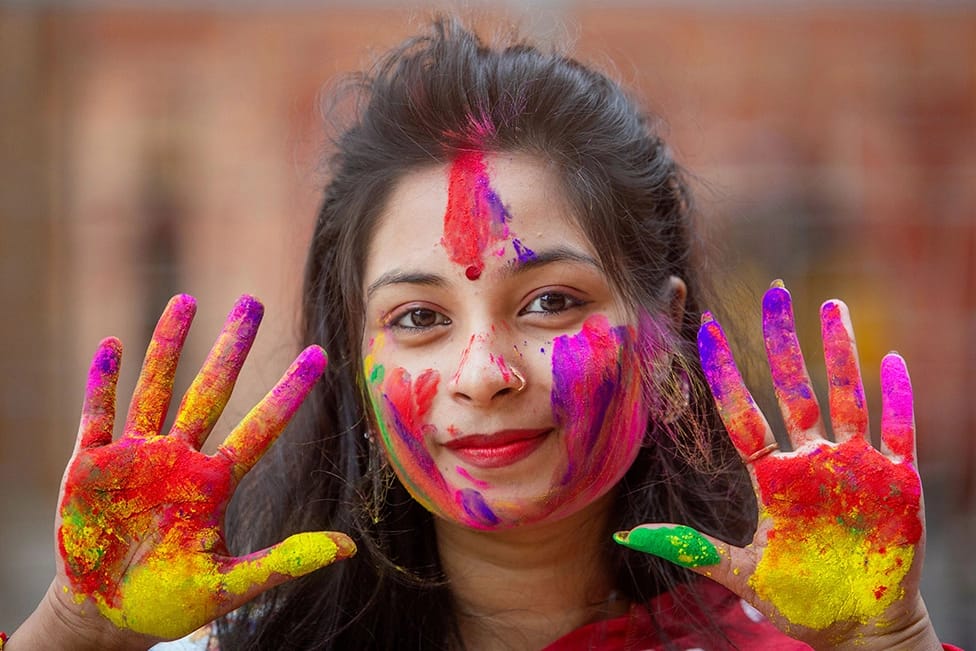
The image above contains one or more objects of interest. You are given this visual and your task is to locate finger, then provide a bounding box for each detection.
[219,531,356,606]
[170,295,264,449]
[880,352,916,465]
[820,300,869,443]
[217,345,327,481]
[123,295,197,439]
[762,281,824,448]
[78,337,123,449]
[614,524,754,598]
[698,312,775,460]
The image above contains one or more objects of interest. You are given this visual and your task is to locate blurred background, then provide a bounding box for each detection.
[0,1,973,645]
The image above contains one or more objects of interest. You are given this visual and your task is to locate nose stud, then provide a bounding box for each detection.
[512,367,527,393]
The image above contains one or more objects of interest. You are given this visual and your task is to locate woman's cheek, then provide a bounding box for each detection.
[550,314,647,500]
[365,360,445,504]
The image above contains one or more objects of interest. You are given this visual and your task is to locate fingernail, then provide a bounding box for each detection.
[613,525,720,568]
[333,533,357,559]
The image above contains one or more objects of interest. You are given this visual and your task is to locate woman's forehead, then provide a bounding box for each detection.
[364,152,594,282]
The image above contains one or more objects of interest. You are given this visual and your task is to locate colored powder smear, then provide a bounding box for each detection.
[698,313,769,455]
[821,301,869,439]
[441,151,536,281]
[613,525,720,568]
[59,438,347,638]
[762,286,821,435]
[170,295,263,444]
[365,334,467,522]
[749,439,921,630]
[59,297,348,638]
[549,315,646,509]
[700,288,922,630]
[880,354,915,464]
[365,314,647,529]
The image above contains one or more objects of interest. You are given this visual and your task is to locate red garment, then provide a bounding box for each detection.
[544,581,809,650]
[544,581,967,651]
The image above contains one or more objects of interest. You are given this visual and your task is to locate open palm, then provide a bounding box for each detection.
[618,282,929,648]
[56,295,354,641]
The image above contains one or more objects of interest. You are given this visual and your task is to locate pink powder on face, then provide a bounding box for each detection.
[549,315,647,513]
[489,353,516,384]
[456,465,491,489]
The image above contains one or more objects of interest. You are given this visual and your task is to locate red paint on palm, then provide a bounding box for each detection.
[58,437,233,606]
[752,438,922,547]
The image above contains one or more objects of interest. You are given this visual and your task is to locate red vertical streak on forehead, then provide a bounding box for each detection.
[442,152,490,278]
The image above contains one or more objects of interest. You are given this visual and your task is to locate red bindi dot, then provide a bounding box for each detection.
[465,265,482,281]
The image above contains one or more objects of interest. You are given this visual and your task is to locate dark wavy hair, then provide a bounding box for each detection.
[218,16,755,650]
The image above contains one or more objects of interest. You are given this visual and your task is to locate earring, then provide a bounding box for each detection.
[364,428,392,524]
[657,367,691,425]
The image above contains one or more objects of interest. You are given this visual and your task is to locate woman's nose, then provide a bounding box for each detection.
[449,333,526,406]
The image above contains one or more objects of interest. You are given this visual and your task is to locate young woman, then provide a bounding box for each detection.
[5,17,958,651]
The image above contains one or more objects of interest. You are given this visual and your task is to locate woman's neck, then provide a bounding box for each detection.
[434,491,628,651]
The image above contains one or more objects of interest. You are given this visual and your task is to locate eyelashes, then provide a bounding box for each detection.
[518,291,585,316]
[385,290,588,334]
[389,307,452,331]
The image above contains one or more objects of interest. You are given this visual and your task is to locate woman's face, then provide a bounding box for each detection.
[362,151,652,530]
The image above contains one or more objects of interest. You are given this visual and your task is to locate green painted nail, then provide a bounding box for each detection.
[613,525,720,568]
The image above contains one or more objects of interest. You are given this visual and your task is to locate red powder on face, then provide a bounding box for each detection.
[441,151,510,282]
[442,153,490,274]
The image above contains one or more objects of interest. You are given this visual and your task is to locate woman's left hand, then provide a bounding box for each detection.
[615,281,942,650]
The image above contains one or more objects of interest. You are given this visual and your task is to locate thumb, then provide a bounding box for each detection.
[614,524,754,595]
[220,531,356,606]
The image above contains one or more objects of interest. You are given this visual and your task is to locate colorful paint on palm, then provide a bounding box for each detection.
[698,285,922,631]
[58,295,352,639]
[748,438,921,629]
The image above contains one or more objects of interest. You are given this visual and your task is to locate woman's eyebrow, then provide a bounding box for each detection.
[506,246,603,277]
[366,247,601,298]
[366,271,447,299]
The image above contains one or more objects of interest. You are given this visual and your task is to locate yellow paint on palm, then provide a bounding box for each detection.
[90,531,342,638]
[100,549,219,639]
[222,532,342,593]
[751,515,914,629]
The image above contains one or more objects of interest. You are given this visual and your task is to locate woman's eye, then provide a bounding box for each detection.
[391,308,451,330]
[521,292,583,315]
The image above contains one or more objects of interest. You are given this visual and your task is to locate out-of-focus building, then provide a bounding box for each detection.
[1,4,973,645]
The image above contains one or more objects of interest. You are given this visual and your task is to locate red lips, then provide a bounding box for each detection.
[443,428,551,469]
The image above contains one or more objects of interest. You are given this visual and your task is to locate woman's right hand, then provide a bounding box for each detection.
[9,295,355,650]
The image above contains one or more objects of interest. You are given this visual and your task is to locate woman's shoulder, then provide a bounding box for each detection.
[544,580,810,651]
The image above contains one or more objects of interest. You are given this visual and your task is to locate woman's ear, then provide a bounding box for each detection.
[665,275,688,329]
